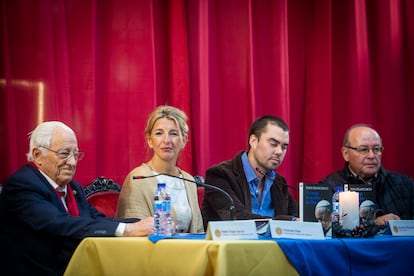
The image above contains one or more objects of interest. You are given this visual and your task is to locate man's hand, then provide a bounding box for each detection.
[375,213,400,226]
[123,217,154,236]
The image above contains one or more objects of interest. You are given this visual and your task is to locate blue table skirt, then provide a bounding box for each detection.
[271,235,414,276]
[148,234,414,275]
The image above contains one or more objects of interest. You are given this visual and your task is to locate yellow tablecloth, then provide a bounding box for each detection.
[64,237,298,276]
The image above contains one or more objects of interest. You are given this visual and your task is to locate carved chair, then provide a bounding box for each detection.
[84,176,121,217]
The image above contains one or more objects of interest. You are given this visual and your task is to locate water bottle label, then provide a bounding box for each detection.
[154,184,173,236]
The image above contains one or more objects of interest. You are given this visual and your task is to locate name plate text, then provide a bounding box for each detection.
[269,221,325,240]
[206,220,258,240]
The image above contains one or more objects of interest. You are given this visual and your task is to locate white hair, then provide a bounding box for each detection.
[26,121,75,162]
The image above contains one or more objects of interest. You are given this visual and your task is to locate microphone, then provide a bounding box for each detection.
[132,175,157,180]
[132,173,236,220]
[255,167,298,191]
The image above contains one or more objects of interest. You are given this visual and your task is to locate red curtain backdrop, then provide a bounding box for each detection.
[1,0,413,200]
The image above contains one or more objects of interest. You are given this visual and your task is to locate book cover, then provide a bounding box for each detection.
[299,183,332,236]
[345,184,376,225]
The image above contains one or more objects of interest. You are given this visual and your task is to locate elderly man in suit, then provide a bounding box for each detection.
[0,121,155,275]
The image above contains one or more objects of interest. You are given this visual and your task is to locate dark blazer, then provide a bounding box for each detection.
[201,151,298,228]
[0,164,135,276]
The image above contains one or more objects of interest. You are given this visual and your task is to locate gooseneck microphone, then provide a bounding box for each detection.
[255,167,298,191]
[132,173,236,220]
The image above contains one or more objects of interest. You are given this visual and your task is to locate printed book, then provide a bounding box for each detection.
[345,183,376,225]
[299,182,332,237]
[299,183,332,223]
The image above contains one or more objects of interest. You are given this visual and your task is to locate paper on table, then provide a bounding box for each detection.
[255,219,271,235]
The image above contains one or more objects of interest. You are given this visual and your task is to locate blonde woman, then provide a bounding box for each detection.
[116,105,203,233]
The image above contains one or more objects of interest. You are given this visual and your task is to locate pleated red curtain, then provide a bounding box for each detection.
[1,0,413,201]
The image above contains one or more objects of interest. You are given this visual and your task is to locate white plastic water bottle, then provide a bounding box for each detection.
[332,186,343,223]
[153,183,173,236]
[153,183,165,236]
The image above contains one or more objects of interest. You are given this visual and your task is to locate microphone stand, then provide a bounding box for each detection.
[133,173,236,220]
[193,176,235,220]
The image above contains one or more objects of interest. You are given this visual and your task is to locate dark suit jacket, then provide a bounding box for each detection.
[201,151,298,228]
[0,164,135,276]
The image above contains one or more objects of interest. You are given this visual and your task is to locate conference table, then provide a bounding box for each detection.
[64,234,414,276]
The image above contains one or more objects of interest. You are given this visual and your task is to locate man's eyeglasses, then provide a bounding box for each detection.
[344,145,383,155]
[40,146,85,161]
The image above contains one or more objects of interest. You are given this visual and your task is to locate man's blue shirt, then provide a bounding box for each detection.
[241,152,275,217]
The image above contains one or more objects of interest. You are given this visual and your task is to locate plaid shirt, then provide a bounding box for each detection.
[319,163,414,220]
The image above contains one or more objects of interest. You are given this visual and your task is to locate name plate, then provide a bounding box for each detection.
[206,220,258,240]
[269,221,325,240]
[388,220,414,236]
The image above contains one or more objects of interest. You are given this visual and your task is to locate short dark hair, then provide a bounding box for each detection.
[247,115,289,147]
